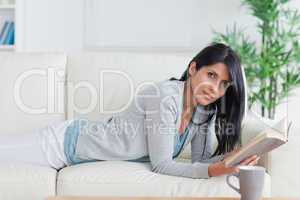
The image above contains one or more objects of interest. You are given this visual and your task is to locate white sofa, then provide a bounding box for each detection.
[0,52,279,200]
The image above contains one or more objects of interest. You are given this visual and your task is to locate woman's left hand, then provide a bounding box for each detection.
[238,154,260,166]
[223,148,260,166]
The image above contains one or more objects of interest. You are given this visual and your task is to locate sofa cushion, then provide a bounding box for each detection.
[57,161,271,197]
[0,52,67,134]
[0,163,57,200]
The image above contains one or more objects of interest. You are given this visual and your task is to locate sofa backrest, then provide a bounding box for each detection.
[66,51,193,120]
[0,52,67,134]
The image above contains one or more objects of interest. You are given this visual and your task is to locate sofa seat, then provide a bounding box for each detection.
[0,163,57,200]
[57,161,271,197]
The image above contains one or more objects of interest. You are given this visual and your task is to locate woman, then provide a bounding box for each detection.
[0,43,259,179]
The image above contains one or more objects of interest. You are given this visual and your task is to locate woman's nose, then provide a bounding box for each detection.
[208,83,219,96]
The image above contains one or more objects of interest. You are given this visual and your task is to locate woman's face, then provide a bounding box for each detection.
[188,61,231,106]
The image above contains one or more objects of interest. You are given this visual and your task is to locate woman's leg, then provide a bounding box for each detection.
[0,120,73,170]
[38,119,74,170]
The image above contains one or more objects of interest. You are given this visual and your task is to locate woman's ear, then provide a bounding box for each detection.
[188,61,198,77]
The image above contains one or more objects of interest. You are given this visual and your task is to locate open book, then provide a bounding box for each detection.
[224,117,292,167]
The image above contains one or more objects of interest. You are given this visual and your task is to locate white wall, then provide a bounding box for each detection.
[17,0,259,52]
[16,0,84,52]
[84,0,258,51]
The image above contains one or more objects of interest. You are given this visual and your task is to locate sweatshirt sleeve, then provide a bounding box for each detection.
[143,84,212,179]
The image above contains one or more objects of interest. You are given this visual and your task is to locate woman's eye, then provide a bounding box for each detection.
[207,72,216,79]
[222,81,232,89]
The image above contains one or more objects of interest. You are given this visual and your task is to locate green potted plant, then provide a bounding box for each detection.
[213,0,300,119]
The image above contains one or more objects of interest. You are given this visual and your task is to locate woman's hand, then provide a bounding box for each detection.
[208,154,260,177]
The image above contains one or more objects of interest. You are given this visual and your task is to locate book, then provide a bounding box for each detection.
[224,117,292,167]
[0,21,12,45]
[0,21,9,44]
[3,21,14,45]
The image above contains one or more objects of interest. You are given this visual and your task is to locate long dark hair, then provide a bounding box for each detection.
[170,42,245,156]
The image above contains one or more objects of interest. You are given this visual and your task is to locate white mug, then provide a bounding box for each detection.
[226,166,265,200]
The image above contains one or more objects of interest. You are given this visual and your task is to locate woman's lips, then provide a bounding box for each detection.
[203,92,214,101]
[205,94,213,101]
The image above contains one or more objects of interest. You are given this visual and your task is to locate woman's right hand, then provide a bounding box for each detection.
[208,154,260,177]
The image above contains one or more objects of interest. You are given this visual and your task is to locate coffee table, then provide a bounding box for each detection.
[47,197,296,200]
